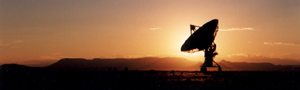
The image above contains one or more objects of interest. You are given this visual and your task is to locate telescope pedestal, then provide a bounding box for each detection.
[200,66,207,72]
[200,61,222,72]
[200,44,221,72]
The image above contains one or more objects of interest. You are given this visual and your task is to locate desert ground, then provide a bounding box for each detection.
[1,66,299,90]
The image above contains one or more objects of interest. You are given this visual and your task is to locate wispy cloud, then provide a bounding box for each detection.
[40,53,68,60]
[14,40,25,43]
[0,41,10,46]
[227,53,249,58]
[219,28,254,31]
[264,42,300,46]
[0,40,25,48]
[150,27,162,30]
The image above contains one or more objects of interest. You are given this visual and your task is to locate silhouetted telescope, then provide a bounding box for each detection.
[181,19,221,72]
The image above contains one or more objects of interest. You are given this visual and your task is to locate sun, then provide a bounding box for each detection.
[183,51,205,56]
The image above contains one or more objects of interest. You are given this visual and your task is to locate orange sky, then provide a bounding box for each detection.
[1,0,300,65]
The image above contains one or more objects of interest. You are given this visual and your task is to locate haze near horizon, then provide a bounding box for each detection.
[1,0,300,66]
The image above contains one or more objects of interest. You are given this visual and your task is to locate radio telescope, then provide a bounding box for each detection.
[181,19,221,72]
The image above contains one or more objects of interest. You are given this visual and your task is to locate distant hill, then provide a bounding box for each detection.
[219,60,300,71]
[218,60,276,70]
[2,57,300,71]
[1,64,30,70]
[46,57,199,71]
[0,64,42,72]
[45,57,300,71]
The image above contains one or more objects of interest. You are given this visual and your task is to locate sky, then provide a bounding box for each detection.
[1,0,300,65]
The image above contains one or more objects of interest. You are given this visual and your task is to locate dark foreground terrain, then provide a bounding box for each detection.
[1,65,300,90]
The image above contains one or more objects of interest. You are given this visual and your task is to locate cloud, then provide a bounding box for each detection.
[40,53,67,60]
[264,42,300,46]
[14,40,25,43]
[0,41,10,46]
[0,40,25,48]
[150,27,162,30]
[227,53,249,58]
[219,28,254,31]
[39,56,59,60]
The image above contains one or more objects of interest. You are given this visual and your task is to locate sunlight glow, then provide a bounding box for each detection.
[183,51,204,56]
[1,0,300,65]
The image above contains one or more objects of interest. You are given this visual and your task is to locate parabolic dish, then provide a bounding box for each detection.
[181,19,219,53]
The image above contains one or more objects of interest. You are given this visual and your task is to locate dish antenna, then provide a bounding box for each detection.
[181,19,221,72]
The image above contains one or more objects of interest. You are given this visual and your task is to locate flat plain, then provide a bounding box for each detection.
[1,66,299,90]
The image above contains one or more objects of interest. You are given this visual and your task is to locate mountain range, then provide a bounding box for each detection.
[1,57,300,71]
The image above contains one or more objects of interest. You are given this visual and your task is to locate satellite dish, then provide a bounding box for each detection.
[181,19,218,52]
[181,19,221,72]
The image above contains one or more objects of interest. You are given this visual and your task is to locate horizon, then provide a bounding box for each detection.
[2,57,300,72]
[1,0,300,67]
[1,56,300,68]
